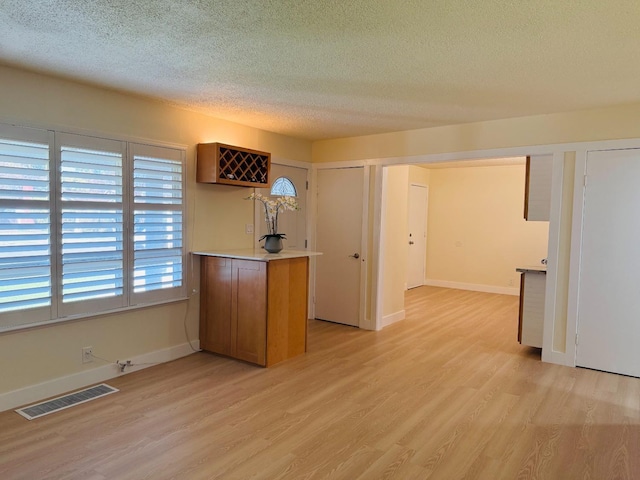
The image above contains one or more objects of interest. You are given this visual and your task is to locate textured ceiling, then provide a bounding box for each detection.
[1,1,640,140]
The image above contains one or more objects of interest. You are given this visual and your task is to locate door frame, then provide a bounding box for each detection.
[371,151,566,339]
[309,163,370,328]
[253,159,310,250]
[566,150,587,368]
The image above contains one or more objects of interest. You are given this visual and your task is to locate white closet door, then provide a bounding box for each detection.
[576,148,640,377]
[315,167,364,327]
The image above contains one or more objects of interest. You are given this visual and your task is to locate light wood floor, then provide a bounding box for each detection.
[2,286,640,479]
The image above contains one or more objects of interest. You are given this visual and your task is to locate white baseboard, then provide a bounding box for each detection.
[0,341,200,413]
[423,279,519,296]
[381,310,406,328]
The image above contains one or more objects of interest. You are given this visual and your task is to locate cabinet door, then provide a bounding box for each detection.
[524,154,553,221]
[266,257,308,366]
[200,257,233,356]
[232,259,267,365]
[520,272,545,348]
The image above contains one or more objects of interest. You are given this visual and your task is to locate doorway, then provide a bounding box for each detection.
[379,161,548,331]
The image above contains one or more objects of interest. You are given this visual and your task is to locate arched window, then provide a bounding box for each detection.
[270,176,297,197]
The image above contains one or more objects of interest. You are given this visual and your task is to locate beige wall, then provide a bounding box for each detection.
[426,165,549,289]
[312,102,640,163]
[380,165,430,320]
[408,165,431,186]
[0,65,311,397]
[381,166,409,317]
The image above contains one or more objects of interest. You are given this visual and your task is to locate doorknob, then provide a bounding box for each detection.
[349,253,360,259]
[409,241,414,245]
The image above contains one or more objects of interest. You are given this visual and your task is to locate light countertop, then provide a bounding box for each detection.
[516,265,547,274]
[192,249,322,262]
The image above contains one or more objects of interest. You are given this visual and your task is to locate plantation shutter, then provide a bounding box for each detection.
[57,133,127,317]
[0,125,187,332]
[0,125,53,328]
[130,143,185,305]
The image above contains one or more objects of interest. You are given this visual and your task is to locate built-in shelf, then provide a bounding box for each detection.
[196,142,271,187]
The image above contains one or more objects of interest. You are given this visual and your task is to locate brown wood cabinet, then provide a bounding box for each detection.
[199,255,308,366]
[196,142,271,187]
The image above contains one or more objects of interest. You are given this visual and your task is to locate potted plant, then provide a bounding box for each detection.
[246,193,299,253]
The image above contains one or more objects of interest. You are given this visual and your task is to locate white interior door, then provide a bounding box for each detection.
[407,184,428,289]
[255,164,308,250]
[315,167,364,327]
[576,148,640,377]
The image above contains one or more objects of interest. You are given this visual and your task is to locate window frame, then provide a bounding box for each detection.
[0,123,188,332]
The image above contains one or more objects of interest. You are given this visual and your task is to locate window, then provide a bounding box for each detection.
[270,176,297,197]
[0,127,52,326]
[0,125,186,331]
[58,134,127,317]
[131,144,184,305]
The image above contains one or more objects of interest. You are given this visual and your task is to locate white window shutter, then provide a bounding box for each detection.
[57,133,127,317]
[0,128,53,328]
[0,125,186,331]
[0,125,54,330]
[130,143,185,305]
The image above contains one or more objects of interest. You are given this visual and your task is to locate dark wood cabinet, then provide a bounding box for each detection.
[199,255,308,366]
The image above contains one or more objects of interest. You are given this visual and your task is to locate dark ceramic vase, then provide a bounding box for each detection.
[264,235,283,253]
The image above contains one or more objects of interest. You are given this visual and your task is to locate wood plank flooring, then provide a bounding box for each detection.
[2,286,640,479]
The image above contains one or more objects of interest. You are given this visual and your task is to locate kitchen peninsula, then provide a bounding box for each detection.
[193,249,321,367]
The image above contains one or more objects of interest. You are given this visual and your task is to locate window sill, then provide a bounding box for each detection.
[0,295,191,335]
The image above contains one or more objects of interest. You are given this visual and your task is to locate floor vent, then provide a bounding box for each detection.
[15,384,119,420]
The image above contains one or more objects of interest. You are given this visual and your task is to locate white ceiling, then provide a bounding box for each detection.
[1,1,640,141]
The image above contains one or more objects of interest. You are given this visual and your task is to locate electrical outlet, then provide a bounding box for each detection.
[245,223,254,234]
[508,279,514,286]
[82,346,93,364]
